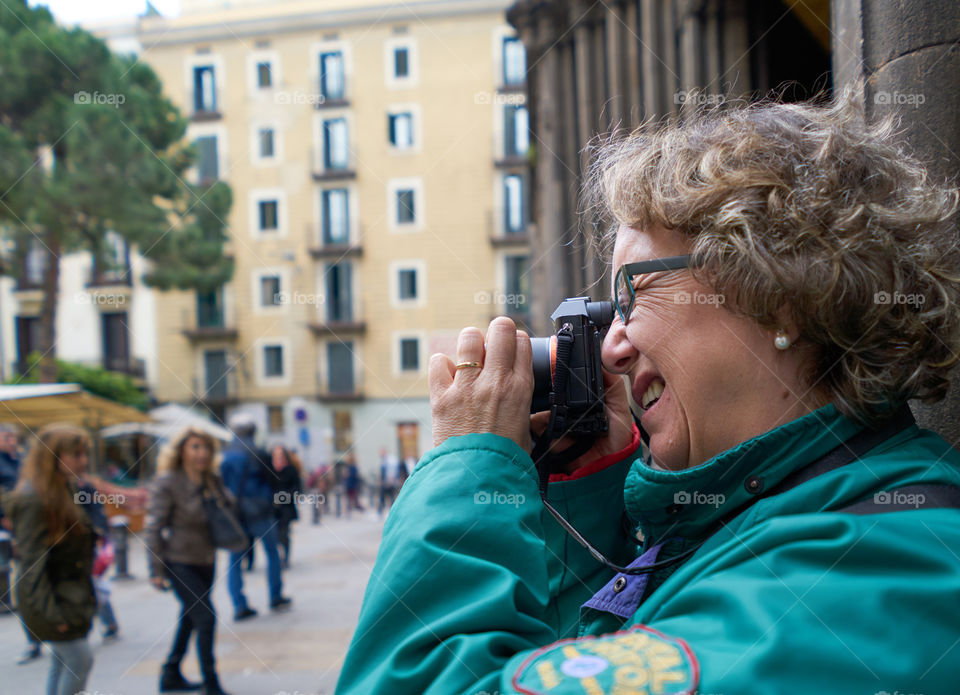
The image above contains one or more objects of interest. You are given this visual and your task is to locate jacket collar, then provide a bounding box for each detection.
[624,404,863,543]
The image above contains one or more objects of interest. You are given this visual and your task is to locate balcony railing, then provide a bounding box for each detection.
[181,307,238,342]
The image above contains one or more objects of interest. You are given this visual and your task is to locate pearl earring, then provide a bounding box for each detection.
[774,329,791,350]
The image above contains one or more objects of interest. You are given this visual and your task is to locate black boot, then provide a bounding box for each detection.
[202,676,232,695]
[159,664,202,692]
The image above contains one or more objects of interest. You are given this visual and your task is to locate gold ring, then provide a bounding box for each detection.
[455,361,482,370]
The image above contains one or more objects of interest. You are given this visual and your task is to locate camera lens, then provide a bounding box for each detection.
[530,336,555,412]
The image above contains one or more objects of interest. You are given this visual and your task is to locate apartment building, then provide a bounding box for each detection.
[137,0,531,471]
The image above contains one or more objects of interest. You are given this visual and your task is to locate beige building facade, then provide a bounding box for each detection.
[137,0,531,472]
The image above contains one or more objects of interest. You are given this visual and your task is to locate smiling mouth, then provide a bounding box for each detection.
[641,378,665,410]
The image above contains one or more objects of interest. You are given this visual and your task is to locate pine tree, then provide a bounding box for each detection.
[0,1,233,382]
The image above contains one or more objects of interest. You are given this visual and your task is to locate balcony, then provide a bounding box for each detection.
[308,319,366,336]
[494,153,530,169]
[316,366,364,402]
[192,369,239,407]
[486,209,532,246]
[311,142,356,182]
[181,306,238,342]
[307,222,364,259]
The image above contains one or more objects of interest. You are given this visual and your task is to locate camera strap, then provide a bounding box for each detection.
[536,405,920,577]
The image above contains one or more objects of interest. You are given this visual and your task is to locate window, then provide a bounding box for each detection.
[15,315,41,372]
[264,345,284,378]
[388,112,414,149]
[333,410,352,451]
[321,189,349,245]
[95,231,129,282]
[102,312,130,372]
[193,65,216,113]
[197,288,224,328]
[325,262,353,322]
[393,47,409,78]
[327,342,355,394]
[259,200,278,231]
[398,268,417,301]
[258,128,275,158]
[256,61,272,88]
[268,404,284,432]
[505,255,530,312]
[260,275,281,307]
[195,135,218,182]
[504,174,526,234]
[396,189,415,224]
[203,349,229,399]
[24,245,46,286]
[319,51,345,101]
[504,105,529,157]
[385,39,417,88]
[323,118,349,169]
[399,337,419,372]
[502,37,526,85]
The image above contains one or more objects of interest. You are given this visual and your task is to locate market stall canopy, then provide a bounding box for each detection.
[0,383,151,429]
[101,402,233,442]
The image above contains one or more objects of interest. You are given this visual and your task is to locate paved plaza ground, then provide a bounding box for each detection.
[0,510,386,695]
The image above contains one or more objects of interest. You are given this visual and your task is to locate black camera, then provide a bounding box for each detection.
[530,297,614,437]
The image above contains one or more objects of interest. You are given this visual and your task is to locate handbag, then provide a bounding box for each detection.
[202,479,249,553]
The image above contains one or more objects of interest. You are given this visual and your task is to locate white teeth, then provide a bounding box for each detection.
[641,380,665,409]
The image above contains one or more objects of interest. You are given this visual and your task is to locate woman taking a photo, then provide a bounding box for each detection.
[145,426,232,695]
[5,424,96,695]
[337,93,960,694]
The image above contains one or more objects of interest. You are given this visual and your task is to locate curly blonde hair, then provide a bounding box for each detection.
[156,426,221,475]
[587,90,960,425]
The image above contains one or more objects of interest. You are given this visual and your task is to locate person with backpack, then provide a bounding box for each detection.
[219,414,291,620]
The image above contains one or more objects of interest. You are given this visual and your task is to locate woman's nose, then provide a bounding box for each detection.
[602,317,639,373]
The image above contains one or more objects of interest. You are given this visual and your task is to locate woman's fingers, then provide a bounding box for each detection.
[454,326,485,381]
[484,317,518,375]
[429,353,455,398]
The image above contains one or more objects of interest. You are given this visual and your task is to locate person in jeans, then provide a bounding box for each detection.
[145,426,232,695]
[4,424,96,695]
[219,414,291,620]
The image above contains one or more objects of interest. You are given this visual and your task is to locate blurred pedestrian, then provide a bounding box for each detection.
[4,424,96,695]
[145,425,232,695]
[0,425,43,666]
[272,447,303,568]
[344,455,363,514]
[77,480,120,642]
[305,465,329,525]
[377,449,403,514]
[220,414,291,620]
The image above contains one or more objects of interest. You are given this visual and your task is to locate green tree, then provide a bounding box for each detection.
[0,1,233,382]
[12,351,149,411]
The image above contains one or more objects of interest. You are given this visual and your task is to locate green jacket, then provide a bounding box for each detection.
[337,405,960,694]
[5,482,96,642]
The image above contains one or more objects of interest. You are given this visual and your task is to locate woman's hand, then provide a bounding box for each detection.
[150,576,167,591]
[429,317,534,450]
[531,369,636,474]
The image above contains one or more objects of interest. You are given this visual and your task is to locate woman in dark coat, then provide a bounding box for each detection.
[272,446,302,568]
[5,424,96,695]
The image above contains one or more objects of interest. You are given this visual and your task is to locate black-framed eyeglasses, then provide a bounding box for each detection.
[614,254,696,325]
